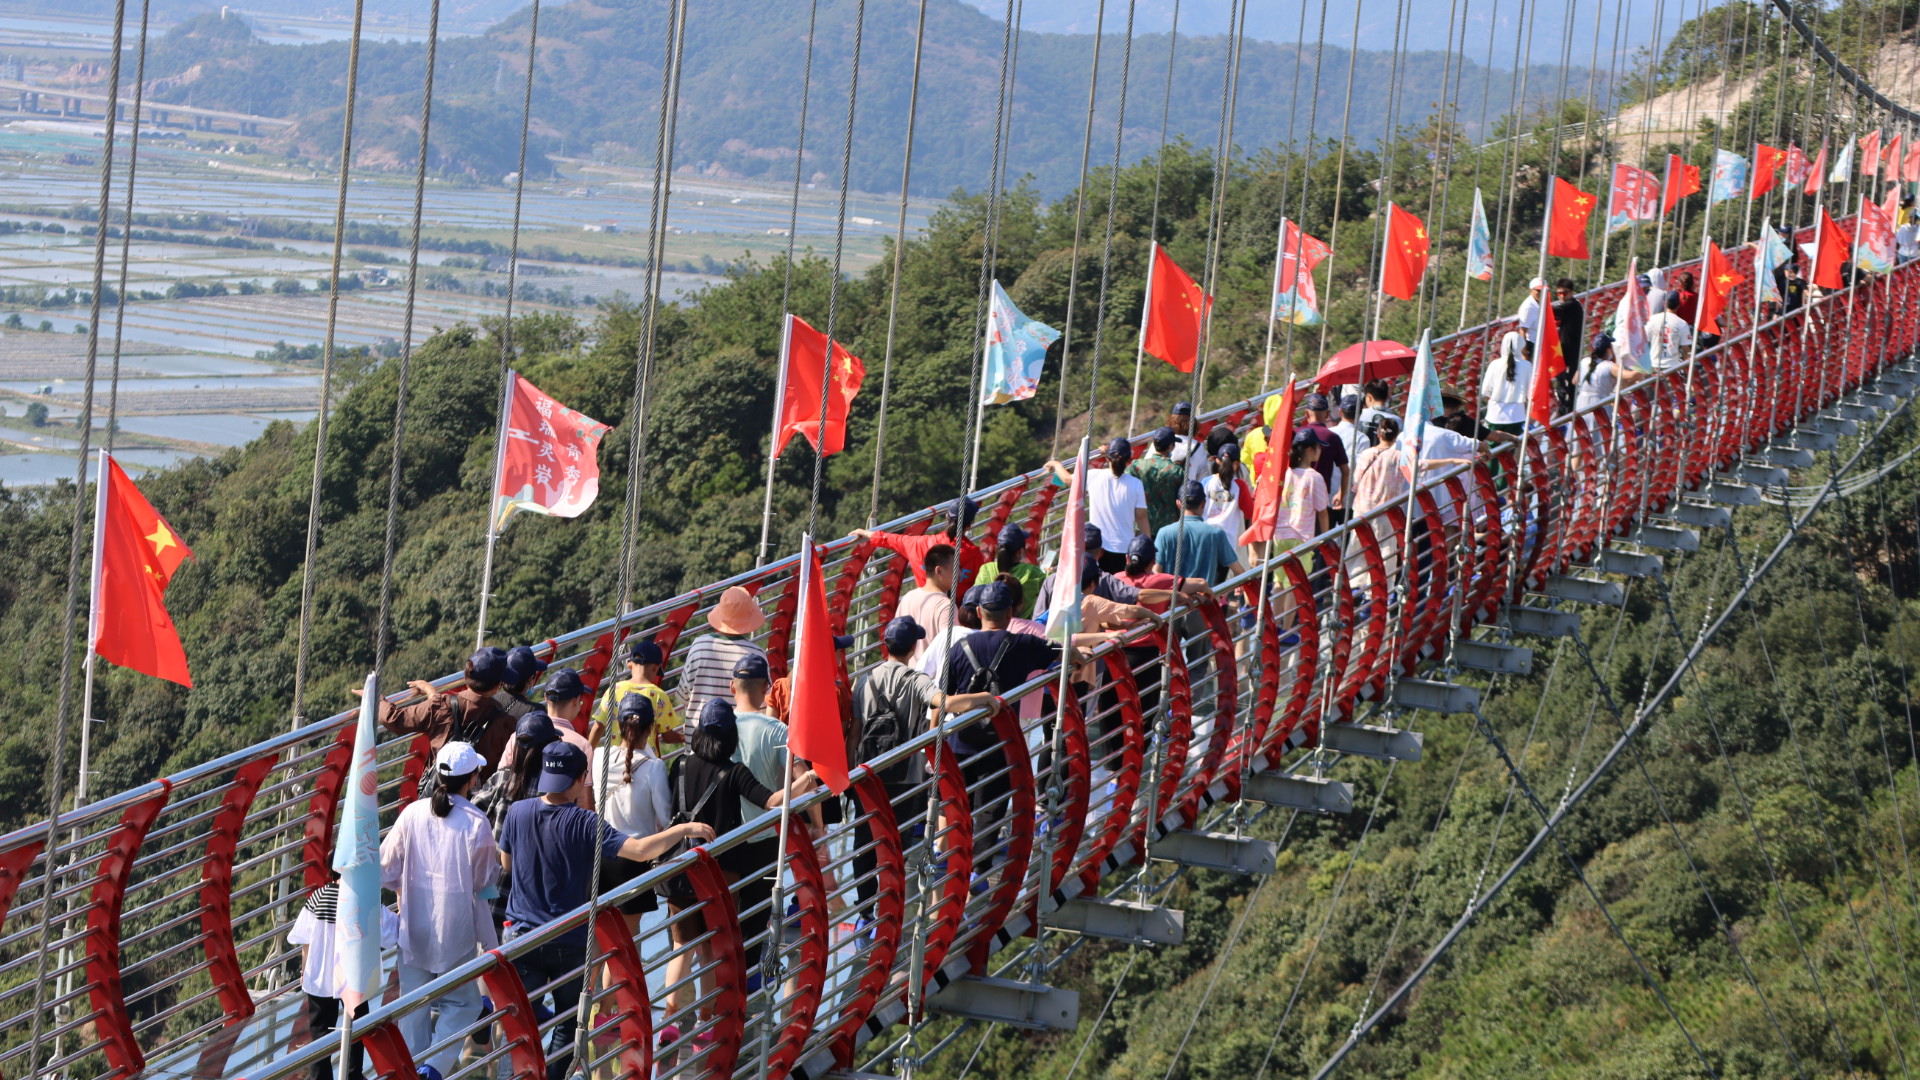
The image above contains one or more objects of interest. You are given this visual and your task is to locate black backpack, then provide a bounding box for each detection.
[856,672,916,792]
[959,633,1017,696]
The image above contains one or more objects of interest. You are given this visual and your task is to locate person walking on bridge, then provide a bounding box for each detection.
[676,585,767,720]
[852,495,986,591]
[366,646,516,780]
[1128,426,1187,535]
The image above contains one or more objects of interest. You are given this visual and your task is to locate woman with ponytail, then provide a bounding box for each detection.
[380,741,499,1077]
[1479,326,1532,438]
[590,692,671,928]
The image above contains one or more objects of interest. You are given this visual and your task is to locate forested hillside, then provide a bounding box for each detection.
[5,0,1920,1073]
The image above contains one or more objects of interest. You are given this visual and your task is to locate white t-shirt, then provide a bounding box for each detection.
[1573,358,1619,413]
[591,744,670,840]
[1479,332,1533,426]
[1202,473,1246,541]
[1417,422,1482,527]
[1899,222,1919,260]
[1086,468,1147,552]
[288,883,400,998]
[919,625,977,688]
[1646,311,1693,370]
[1170,434,1210,483]
[1516,294,1542,341]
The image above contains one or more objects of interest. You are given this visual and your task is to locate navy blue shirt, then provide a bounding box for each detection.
[498,796,629,946]
[943,630,1058,751]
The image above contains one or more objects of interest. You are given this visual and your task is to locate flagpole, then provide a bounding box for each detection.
[77,448,107,809]
[1738,144,1757,252]
[1654,154,1673,272]
[1259,221,1286,394]
[1505,180,1555,607]
[474,371,515,650]
[757,314,794,567]
[757,535,806,1080]
[1128,242,1159,434]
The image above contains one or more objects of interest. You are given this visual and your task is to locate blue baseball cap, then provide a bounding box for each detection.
[1292,429,1318,448]
[1152,426,1177,451]
[997,523,1027,549]
[505,645,547,686]
[731,653,770,680]
[616,691,653,724]
[622,638,663,666]
[699,698,737,735]
[1083,523,1104,550]
[1105,435,1134,463]
[1179,479,1206,505]
[543,667,587,701]
[1217,441,1240,462]
[468,646,509,685]
[883,616,927,651]
[962,584,986,608]
[537,741,588,794]
[1173,401,1193,416]
[515,711,558,746]
[1128,533,1156,563]
[977,580,1014,610]
[1304,392,1330,412]
[951,496,980,531]
[832,634,856,650]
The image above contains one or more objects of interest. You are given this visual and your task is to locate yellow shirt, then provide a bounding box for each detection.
[1242,391,1289,484]
[591,678,680,756]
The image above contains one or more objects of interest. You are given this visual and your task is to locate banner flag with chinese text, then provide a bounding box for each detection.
[495,372,613,530]
[1856,197,1897,274]
[1272,218,1332,326]
[1607,164,1660,231]
[1616,257,1651,373]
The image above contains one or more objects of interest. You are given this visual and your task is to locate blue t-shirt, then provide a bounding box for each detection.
[1154,516,1238,585]
[497,796,629,946]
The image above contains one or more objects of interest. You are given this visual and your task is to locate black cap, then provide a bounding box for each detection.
[622,638,663,666]
[1179,479,1206,505]
[1127,533,1156,563]
[951,495,980,531]
[515,711,558,748]
[883,615,927,651]
[1292,429,1317,448]
[1152,426,1177,451]
[468,646,509,685]
[616,691,654,724]
[731,653,770,680]
[505,645,548,686]
[1105,435,1133,463]
[543,667,587,701]
[1083,523,1104,550]
[997,523,1027,549]
[537,741,587,794]
[1172,401,1193,416]
[699,698,736,735]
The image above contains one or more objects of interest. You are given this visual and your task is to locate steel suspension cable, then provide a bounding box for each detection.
[1047,0,1113,459]
[1125,0,1181,429]
[961,0,1028,495]
[102,0,152,458]
[1081,0,1140,430]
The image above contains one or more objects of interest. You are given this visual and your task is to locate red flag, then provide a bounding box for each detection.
[1140,243,1213,373]
[1812,207,1850,289]
[1751,144,1785,198]
[495,371,613,526]
[788,538,849,794]
[1662,154,1702,212]
[93,455,192,687]
[1861,130,1883,175]
[1804,142,1828,195]
[1607,163,1661,227]
[1528,295,1564,426]
[1886,134,1904,180]
[776,313,866,457]
[1883,185,1902,230]
[1238,379,1298,548]
[1904,143,1920,184]
[1697,241,1746,336]
[1783,144,1812,187]
[1379,203,1429,300]
[1547,177,1596,259]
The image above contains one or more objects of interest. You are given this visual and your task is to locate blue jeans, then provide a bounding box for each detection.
[504,925,586,1080]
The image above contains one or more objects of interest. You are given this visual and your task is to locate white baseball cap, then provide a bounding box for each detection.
[1529,276,1546,289]
[434,740,484,777]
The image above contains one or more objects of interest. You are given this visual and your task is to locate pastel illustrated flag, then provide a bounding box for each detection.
[1046,438,1090,645]
[495,372,613,530]
[1547,177,1596,258]
[1466,187,1494,281]
[1698,241,1746,336]
[1886,134,1904,180]
[1783,144,1813,187]
[1529,292,1565,426]
[788,536,849,793]
[1663,154,1702,212]
[1829,139,1853,185]
[1140,243,1213,373]
[1239,378,1299,546]
[1607,163,1660,231]
[1812,207,1850,289]
[1856,197,1897,274]
[981,280,1059,406]
[1751,144,1785,198]
[1861,130,1882,175]
[1805,141,1829,194]
[1711,149,1749,203]
[1380,203,1430,300]
[1616,257,1651,373]
[1756,220,1793,305]
[93,454,194,687]
[332,673,383,1011]
[1398,331,1441,482]
[776,313,866,456]
[1272,218,1332,326]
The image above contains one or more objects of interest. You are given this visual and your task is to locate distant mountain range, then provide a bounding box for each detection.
[111,0,1611,195]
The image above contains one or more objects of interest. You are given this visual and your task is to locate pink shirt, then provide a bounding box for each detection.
[895,586,956,664]
[1276,467,1330,542]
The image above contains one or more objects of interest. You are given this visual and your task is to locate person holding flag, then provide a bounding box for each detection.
[1612,259,1652,373]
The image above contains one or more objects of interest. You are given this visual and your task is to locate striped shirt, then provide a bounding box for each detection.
[675,633,766,719]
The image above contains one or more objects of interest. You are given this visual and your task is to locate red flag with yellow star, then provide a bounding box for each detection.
[1528,295,1565,426]
[93,454,192,686]
[776,313,866,457]
[1546,177,1596,259]
[1140,243,1213,373]
[1698,241,1747,336]
[1379,203,1429,300]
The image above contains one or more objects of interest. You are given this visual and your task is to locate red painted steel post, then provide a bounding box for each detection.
[86,781,172,1078]
[201,753,278,1024]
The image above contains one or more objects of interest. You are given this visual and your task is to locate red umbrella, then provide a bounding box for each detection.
[1313,339,1417,390]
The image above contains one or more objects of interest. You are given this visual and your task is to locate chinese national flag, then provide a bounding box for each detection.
[1140,244,1213,373]
[1238,378,1298,548]
[1528,296,1564,426]
[1751,144,1785,198]
[94,455,192,687]
[1812,207,1850,290]
[1697,241,1746,336]
[1379,203,1429,300]
[1804,142,1828,195]
[1663,154,1702,212]
[776,313,866,457]
[787,538,849,794]
[1547,177,1596,258]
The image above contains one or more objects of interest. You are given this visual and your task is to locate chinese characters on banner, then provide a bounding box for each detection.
[496,371,613,528]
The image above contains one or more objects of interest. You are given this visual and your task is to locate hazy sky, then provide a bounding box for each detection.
[962,0,1691,70]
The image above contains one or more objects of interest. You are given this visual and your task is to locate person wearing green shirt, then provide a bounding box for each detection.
[1128,427,1187,536]
[990,523,1048,619]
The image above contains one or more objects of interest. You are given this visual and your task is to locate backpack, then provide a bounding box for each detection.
[856,670,915,792]
[959,633,1017,696]
[416,694,499,803]
[658,759,720,906]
